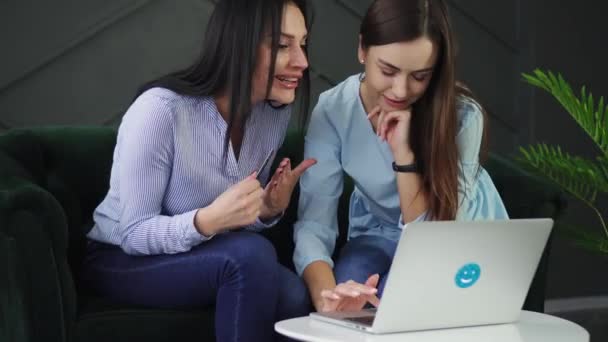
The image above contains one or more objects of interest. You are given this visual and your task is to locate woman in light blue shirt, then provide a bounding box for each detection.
[294,0,509,313]
[82,1,316,341]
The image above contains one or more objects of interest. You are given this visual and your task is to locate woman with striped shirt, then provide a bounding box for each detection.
[82,1,315,341]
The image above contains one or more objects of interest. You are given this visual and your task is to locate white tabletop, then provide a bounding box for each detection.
[275,311,589,342]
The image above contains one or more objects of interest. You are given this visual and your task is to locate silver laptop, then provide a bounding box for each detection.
[310,218,553,334]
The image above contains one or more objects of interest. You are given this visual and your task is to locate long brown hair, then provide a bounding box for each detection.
[360,0,484,220]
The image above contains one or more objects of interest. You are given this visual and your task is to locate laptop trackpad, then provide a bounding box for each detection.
[314,308,377,327]
[344,315,375,327]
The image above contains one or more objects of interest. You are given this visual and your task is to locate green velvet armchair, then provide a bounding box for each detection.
[0,126,566,342]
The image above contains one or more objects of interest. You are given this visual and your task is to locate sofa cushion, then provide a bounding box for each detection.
[75,296,215,342]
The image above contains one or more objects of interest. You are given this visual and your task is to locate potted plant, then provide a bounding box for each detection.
[517,69,608,254]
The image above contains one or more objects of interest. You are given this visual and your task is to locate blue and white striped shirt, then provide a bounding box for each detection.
[87,87,291,255]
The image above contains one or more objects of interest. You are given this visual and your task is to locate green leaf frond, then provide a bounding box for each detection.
[517,144,608,204]
[522,69,608,157]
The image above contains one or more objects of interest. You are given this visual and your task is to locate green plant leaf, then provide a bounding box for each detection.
[522,69,608,157]
[517,144,608,203]
[555,222,608,254]
[521,69,608,250]
[598,156,608,181]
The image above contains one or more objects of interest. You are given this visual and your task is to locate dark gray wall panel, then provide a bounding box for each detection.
[486,116,518,156]
[1,0,151,90]
[449,0,518,48]
[308,0,363,84]
[334,0,373,17]
[0,0,212,127]
[450,2,521,153]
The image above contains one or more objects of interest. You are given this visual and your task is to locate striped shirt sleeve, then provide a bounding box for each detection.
[116,93,208,255]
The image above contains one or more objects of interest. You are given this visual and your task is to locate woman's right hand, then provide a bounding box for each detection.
[368,105,415,164]
[318,274,381,312]
[195,172,264,236]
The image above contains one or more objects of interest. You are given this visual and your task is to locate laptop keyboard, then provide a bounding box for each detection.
[345,315,375,326]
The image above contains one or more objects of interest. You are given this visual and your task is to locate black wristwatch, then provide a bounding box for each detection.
[392,161,418,173]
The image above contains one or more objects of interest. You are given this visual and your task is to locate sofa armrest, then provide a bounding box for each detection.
[0,127,117,284]
[0,178,77,342]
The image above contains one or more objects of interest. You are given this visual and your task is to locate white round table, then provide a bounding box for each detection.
[275,311,589,342]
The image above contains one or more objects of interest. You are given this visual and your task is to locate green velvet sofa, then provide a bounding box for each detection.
[0,126,566,342]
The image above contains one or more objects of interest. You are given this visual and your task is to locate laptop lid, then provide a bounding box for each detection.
[372,218,553,333]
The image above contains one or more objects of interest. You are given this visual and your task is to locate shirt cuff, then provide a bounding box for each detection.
[398,211,428,230]
[295,255,335,277]
[178,209,214,247]
[257,211,285,228]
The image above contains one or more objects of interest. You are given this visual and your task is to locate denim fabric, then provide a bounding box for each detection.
[81,232,310,342]
[333,235,398,297]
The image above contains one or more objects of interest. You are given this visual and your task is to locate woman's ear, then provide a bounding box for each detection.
[358,35,366,64]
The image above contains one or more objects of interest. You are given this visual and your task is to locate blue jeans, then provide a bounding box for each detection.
[81,232,310,342]
[333,235,398,297]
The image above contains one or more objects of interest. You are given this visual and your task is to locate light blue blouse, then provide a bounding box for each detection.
[293,74,509,275]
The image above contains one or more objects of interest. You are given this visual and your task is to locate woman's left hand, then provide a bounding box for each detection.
[260,157,317,220]
[368,106,414,162]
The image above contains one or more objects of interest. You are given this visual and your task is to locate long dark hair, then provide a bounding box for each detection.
[360,0,484,220]
[138,0,312,156]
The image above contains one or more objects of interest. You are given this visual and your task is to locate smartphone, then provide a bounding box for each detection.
[256,149,275,180]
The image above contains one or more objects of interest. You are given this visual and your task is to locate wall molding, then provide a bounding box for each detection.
[334,0,367,19]
[0,0,155,94]
[447,0,519,53]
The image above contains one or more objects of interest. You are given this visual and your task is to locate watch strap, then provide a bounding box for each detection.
[392,161,418,173]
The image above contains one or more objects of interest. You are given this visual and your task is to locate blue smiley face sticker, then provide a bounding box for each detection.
[455,263,481,288]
